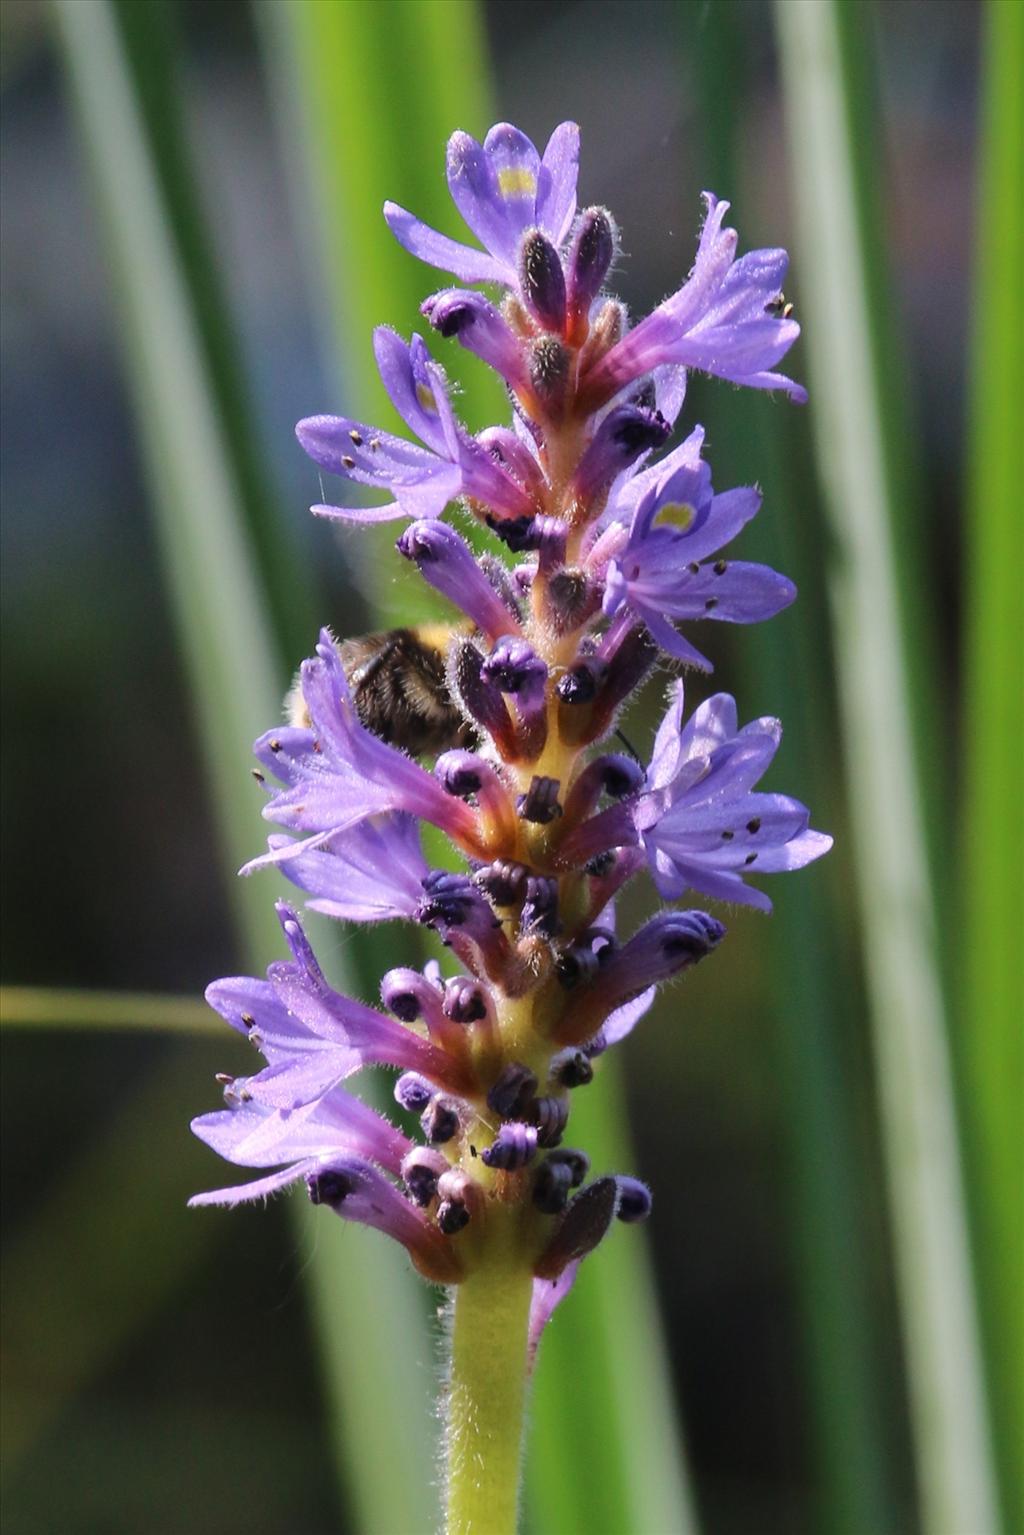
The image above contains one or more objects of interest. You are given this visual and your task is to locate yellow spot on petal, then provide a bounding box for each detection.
[416,381,438,414]
[497,166,536,200]
[653,500,696,532]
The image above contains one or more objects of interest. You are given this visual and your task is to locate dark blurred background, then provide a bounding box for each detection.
[1,2,988,1532]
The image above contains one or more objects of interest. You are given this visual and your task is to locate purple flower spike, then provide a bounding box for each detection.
[599,427,795,668]
[636,683,833,911]
[582,194,807,405]
[397,519,522,639]
[250,630,480,864]
[384,121,580,289]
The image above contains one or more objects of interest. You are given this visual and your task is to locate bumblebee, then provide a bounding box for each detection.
[289,624,475,757]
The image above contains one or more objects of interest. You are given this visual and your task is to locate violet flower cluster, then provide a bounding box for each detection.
[192,121,830,1361]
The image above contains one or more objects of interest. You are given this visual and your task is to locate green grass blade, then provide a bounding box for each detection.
[0,986,214,1034]
[773,4,1000,1531]
[963,2,1024,1526]
[261,5,699,1529]
[53,6,435,1528]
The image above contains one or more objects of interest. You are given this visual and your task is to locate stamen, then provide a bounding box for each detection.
[486,1061,538,1119]
[516,776,562,824]
[481,1121,539,1170]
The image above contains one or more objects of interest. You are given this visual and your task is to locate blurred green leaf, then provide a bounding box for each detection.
[53,4,434,1528]
[963,1,1024,1527]
[0,986,214,1034]
[773,3,1000,1532]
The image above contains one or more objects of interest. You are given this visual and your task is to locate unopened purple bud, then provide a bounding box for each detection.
[436,751,484,798]
[615,1176,653,1223]
[476,429,547,501]
[547,1147,591,1187]
[518,228,567,333]
[395,1073,435,1114]
[422,1095,462,1144]
[552,1048,594,1088]
[516,776,562,824]
[401,1146,448,1206]
[529,335,570,408]
[567,207,617,325]
[421,288,528,388]
[532,1158,574,1215]
[417,871,501,949]
[487,512,567,563]
[535,1176,619,1279]
[481,1121,539,1170]
[564,753,645,826]
[482,637,547,702]
[487,1061,538,1119]
[572,405,671,506]
[452,640,516,752]
[397,520,520,638]
[443,976,488,1024]
[529,1095,569,1148]
[542,568,599,632]
[520,876,559,938]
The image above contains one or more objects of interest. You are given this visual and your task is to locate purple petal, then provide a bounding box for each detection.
[535,121,580,244]
[528,1261,580,1368]
[383,201,510,284]
[189,1160,314,1208]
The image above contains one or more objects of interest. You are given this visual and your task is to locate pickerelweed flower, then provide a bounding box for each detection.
[192,120,831,1535]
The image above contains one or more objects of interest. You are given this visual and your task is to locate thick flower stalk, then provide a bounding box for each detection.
[191,120,830,1535]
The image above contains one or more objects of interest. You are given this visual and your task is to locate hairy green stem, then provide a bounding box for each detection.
[446,1218,534,1535]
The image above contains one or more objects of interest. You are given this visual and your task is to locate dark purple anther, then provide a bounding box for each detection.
[487,1061,538,1119]
[380,967,431,1022]
[436,753,484,799]
[481,1121,539,1170]
[571,405,670,507]
[566,207,617,332]
[437,1200,471,1235]
[397,519,520,639]
[420,288,529,389]
[394,1072,435,1114]
[516,776,562,824]
[401,1146,449,1206]
[546,1147,591,1188]
[520,876,559,939]
[552,1048,594,1088]
[532,1158,574,1215]
[557,658,608,705]
[421,1095,462,1145]
[555,942,601,989]
[529,1095,569,1148]
[615,1176,653,1223]
[475,858,529,906]
[518,227,567,333]
[417,870,498,940]
[306,1166,356,1206]
[443,976,489,1024]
